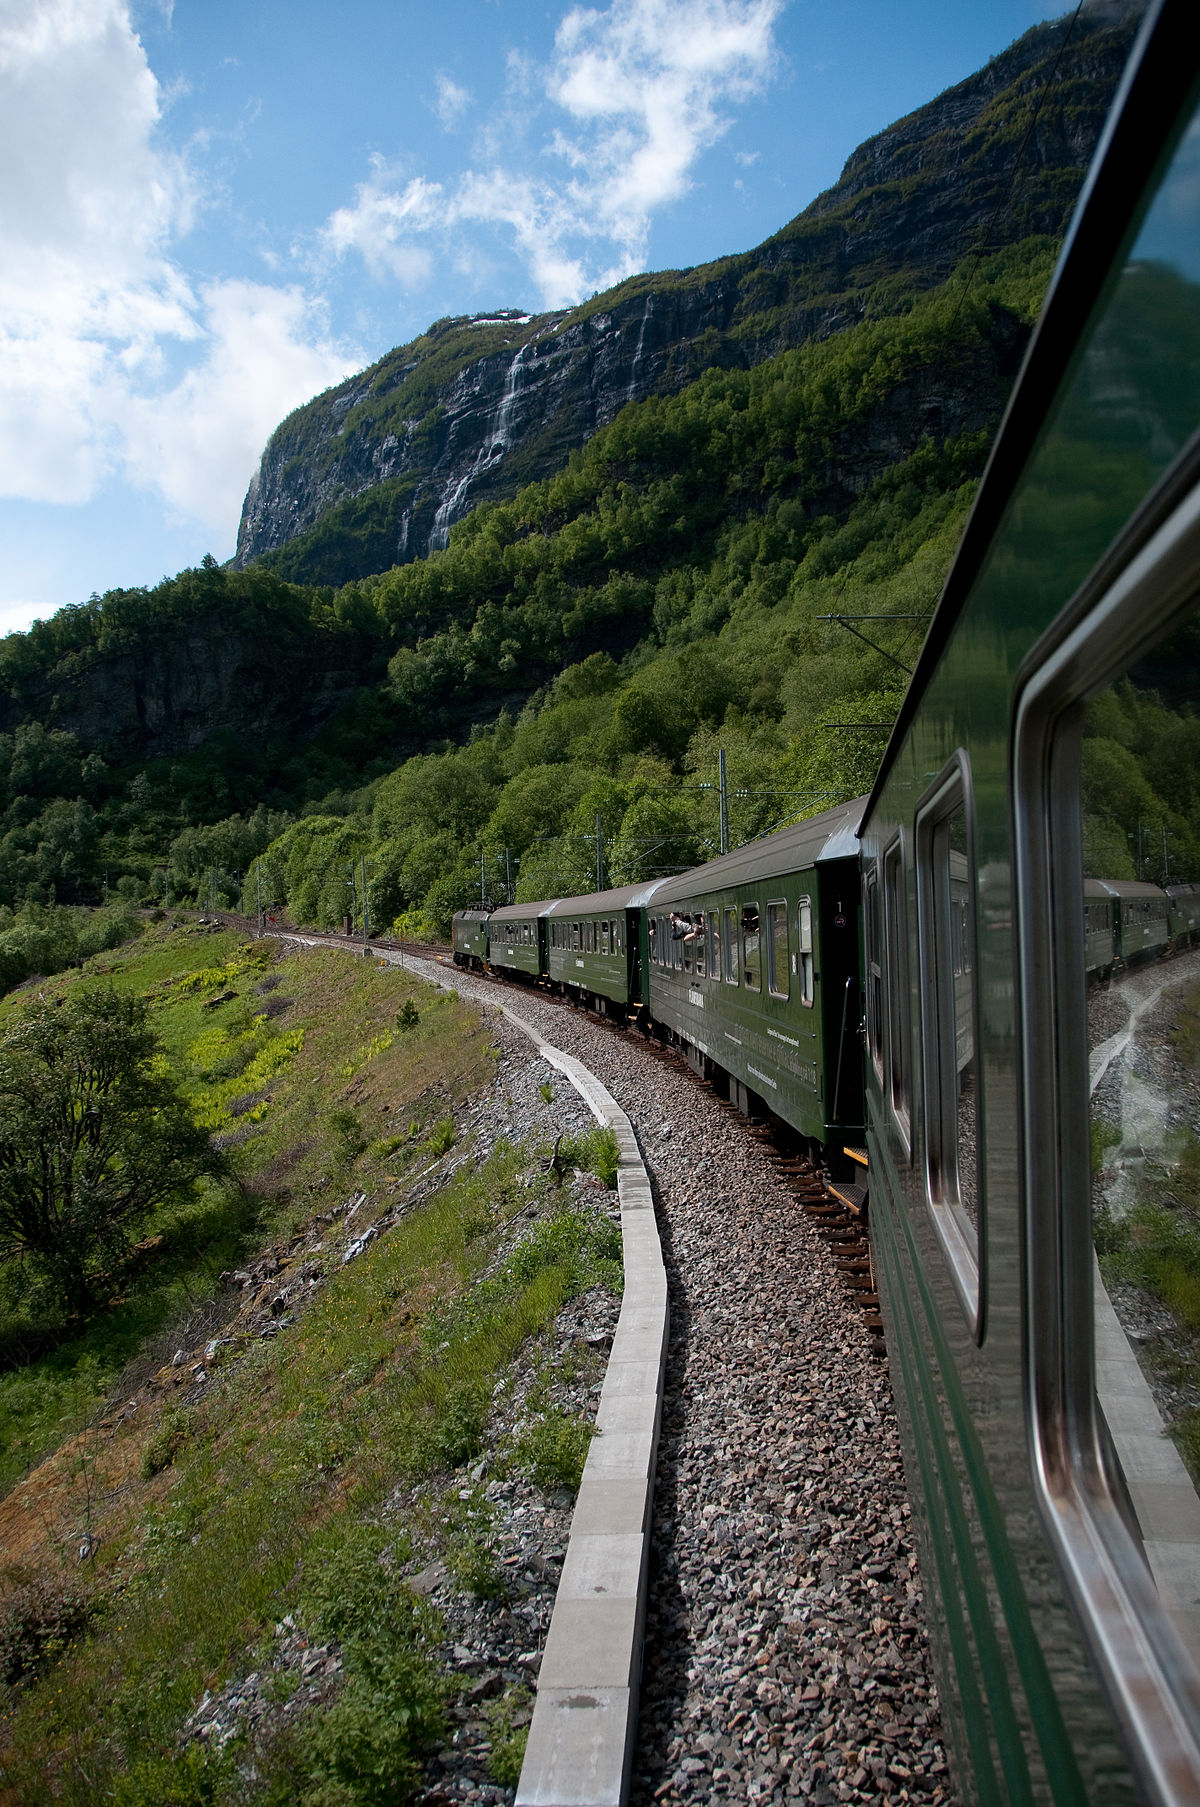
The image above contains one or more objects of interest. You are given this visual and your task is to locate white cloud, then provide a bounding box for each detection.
[323,159,441,285]
[0,0,358,531]
[321,0,783,308]
[434,72,471,130]
[122,280,355,533]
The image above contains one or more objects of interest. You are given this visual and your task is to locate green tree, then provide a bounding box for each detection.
[0,990,221,1313]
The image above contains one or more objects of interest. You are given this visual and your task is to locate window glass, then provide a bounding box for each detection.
[767,901,789,998]
[682,925,693,973]
[723,907,737,982]
[883,843,910,1130]
[694,913,706,979]
[709,910,721,976]
[797,897,814,1008]
[601,920,610,955]
[743,903,761,991]
[1076,623,1200,1671]
[917,772,980,1319]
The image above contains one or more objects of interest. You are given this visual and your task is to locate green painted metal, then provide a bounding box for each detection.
[646,833,863,1144]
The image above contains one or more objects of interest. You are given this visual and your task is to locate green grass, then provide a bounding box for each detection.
[0,924,490,1500]
[0,1142,621,1803]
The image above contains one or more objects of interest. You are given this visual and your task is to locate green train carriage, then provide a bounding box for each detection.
[486,900,560,981]
[451,908,491,970]
[645,799,865,1152]
[543,881,675,1016]
[860,6,1200,1800]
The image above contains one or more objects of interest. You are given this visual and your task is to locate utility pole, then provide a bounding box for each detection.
[256,863,263,936]
[596,814,604,892]
[361,853,370,951]
[718,748,729,856]
[480,849,486,908]
[505,846,513,903]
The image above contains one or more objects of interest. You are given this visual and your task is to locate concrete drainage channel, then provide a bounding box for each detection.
[293,938,667,1807]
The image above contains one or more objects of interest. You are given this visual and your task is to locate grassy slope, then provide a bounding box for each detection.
[0,926,621,1805]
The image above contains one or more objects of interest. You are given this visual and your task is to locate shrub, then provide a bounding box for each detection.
[329,1107,366,1165]
[0,1578,94,1690]
[424,1116,455,1157]
[140,1408,190,1479]
[486,1687,533,1788]
[512,1409,595,1495]
[556,1125,620,1189]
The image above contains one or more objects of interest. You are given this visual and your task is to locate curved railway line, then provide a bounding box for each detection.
[197,910,951,1801]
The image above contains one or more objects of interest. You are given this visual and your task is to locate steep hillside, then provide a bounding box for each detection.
[235,6,1140,587]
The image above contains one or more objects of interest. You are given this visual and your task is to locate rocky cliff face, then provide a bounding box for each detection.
[234,5,1142,586]
[0,610,377,761]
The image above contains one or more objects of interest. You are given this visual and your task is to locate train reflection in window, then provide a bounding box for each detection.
[1081,624,1200,1668]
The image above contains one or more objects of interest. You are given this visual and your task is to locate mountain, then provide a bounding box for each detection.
[234,4,1142,589]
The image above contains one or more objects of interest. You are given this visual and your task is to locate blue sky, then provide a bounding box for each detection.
[0,0,1068,634]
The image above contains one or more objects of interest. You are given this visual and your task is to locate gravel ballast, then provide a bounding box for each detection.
[396,955,954,1807]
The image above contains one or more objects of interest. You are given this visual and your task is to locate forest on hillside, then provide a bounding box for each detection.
[0,241,1197,984]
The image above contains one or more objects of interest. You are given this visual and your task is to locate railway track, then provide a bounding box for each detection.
[242,922,947,1801]
[197,910,887,1356]
[455,957,887,1356]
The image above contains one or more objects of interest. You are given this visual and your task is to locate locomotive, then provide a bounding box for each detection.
[454,3,1200,1799]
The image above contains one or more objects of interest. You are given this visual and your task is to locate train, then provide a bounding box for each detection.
[453,5,1200,1801]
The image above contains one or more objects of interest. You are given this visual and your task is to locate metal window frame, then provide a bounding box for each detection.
[742,901,761,992]
[1013,481,1200,1807]
[796,895,814,1009]
[723,906,738,984]
[883,835,912,1156]
[767,899,789,999]
[864,868,884,1079]
[915,751,983,1337]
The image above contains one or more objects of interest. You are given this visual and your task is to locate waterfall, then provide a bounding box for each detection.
[428,342,531,552]
[626,295,653,401]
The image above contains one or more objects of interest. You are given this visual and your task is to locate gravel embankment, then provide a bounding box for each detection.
[404,958,953,1807]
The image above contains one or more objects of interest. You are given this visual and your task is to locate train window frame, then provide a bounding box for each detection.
[915,753,983,1336]
[742,902,761,992]
[883,836,912,1154]
[797,896,814,1009]
[1013,482,1200,1798]
[767,900,789,999]
[723,907,738,984]
[708,910,720,978]
[864,868,884,1080]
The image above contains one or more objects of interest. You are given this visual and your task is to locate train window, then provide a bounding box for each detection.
[742,903,761,991]
[916,762,980,1327]
[864,870,883,1077]
[1019,585,1200,1779]
[694,915,706,979]
[708,910,720,977]
[723,907,737,983]
[614,920,622,953]
[883,839,911,1142]
[767,902,789,998]
[1008,81,1200,1764]
[797,898,814,1008]
[600,921,610,955]
[682,927,693,974]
